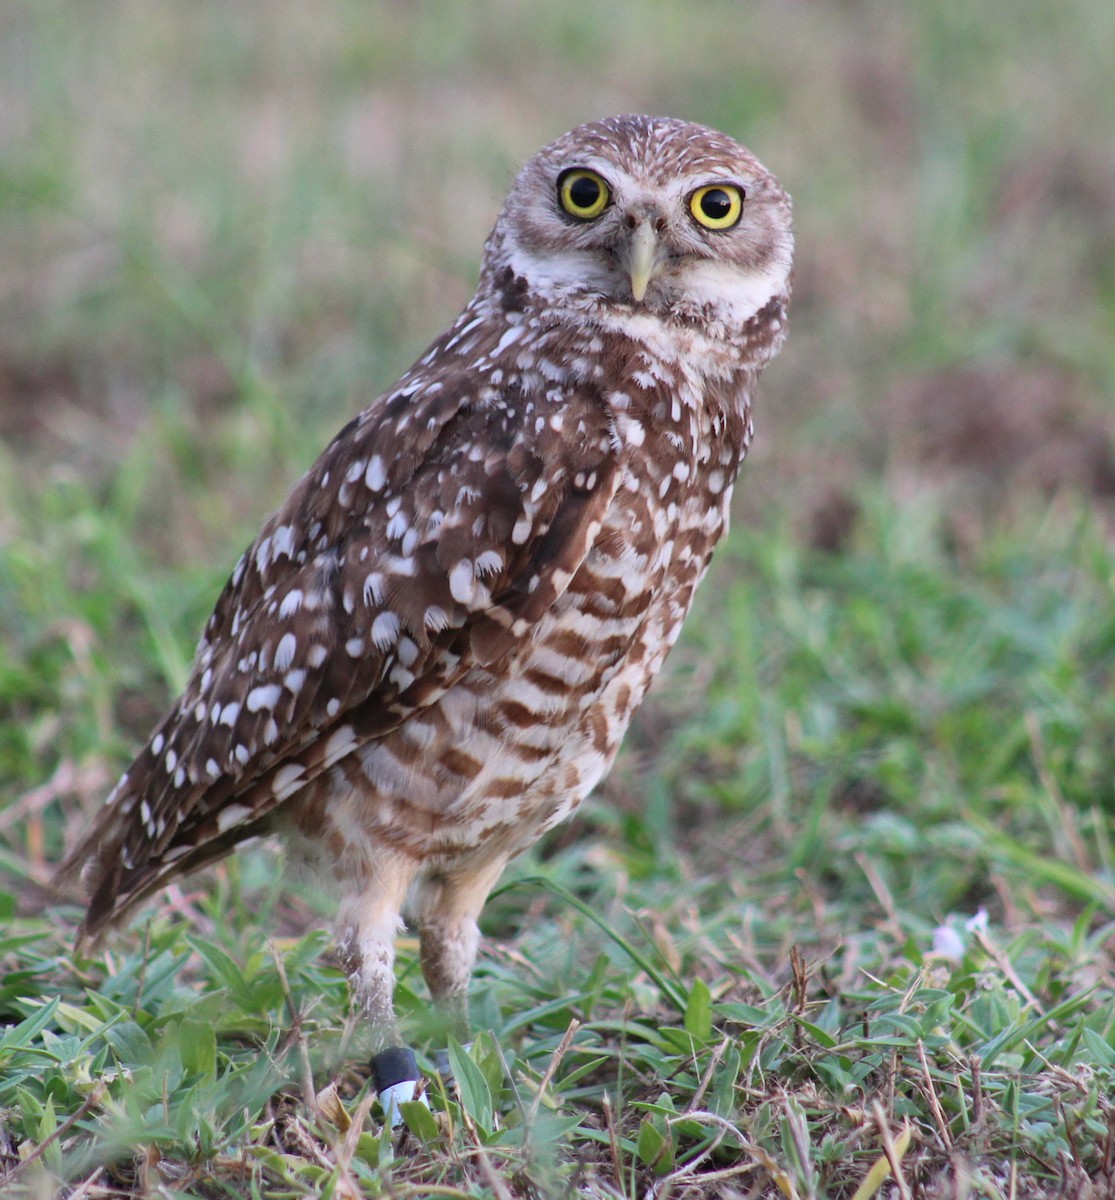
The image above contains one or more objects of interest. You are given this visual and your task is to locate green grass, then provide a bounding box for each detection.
[5,503,1115,1197]
[3,1,1115,1196]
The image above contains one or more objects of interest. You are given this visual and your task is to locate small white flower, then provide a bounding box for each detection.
[931,925,966,962]
[965,908,989,935]
[931,909,990,962]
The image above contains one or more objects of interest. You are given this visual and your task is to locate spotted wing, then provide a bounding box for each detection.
[64,373,620,937]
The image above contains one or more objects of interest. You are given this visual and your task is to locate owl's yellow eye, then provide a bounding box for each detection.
[558,169,611,221]
[689,184,744,230]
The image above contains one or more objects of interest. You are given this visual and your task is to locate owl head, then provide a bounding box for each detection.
[484,114,793,329]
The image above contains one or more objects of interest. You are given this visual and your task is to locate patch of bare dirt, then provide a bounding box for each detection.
[886,357,1115,504]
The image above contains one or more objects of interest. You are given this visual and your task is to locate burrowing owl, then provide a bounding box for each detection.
[60,115,792,1116]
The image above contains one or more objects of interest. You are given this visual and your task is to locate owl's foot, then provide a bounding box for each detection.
[432,1041,472,1080]
[370,1045,428,1128]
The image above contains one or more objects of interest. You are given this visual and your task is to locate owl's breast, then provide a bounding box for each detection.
[288,366,752,876]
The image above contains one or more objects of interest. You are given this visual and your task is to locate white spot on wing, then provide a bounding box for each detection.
[247,683,282,713]
[389,665,415,690]
[217,803,253,833]
[275,632,297,670]
[324,725,357,766]
[363,572,385,606]
[279,590,303,618]
[271,524,295,560]
[371,611,400,649]
[272,763,306,800]
[424,605,449,632]
[494,323,523,355]
[365,455,387,492]
[448,560,475,605]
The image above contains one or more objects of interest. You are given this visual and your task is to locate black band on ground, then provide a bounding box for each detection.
[370,1046,420,1092]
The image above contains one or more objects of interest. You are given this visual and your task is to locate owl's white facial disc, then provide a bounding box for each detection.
[486,115,793,330]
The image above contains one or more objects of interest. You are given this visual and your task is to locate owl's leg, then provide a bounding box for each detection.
[413,855,509,1044]
[336,856,422,1125]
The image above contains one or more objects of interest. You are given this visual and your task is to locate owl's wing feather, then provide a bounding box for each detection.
[63,369,620,938]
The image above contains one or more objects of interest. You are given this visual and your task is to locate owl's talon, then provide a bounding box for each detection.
[432,1041,472,1080]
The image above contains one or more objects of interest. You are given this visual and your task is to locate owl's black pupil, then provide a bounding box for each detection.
[569,176,601,209]
[700,189,733,219]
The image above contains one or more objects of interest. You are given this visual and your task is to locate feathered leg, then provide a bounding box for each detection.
[336,855,421,1125]
[413,855,508,1043]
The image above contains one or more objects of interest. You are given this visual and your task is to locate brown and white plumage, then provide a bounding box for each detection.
[61,114,792,1070]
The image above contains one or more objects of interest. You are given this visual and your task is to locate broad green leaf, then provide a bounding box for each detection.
[448,1037,493,1133]
[636,1116,674,1175]
[0,997,60,1060]
[177,1018,217,1077]
[402,1098,441,1144]
[684,977,712,1041]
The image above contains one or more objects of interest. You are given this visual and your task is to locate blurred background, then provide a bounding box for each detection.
[1,0,1114,910]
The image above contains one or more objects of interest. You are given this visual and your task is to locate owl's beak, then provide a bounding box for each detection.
[627,221,659,303]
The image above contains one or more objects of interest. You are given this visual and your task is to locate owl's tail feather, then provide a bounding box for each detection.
[56,807,273,951]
